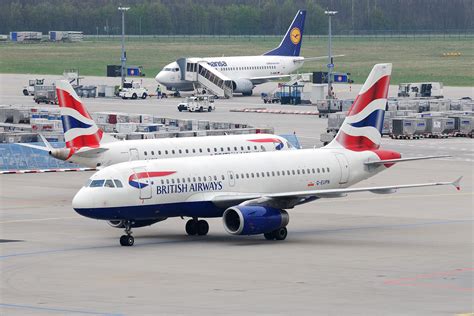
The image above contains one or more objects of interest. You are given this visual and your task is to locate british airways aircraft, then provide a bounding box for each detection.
[155,10,334,96]
[22,80,294,168]
[73,64,461,246]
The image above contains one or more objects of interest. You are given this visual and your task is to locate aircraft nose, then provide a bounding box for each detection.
[72,189,96,218]
[155,71,165,84]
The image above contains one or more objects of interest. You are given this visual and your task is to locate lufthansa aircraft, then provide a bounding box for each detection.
[73,64,461,246]
[21,80,294,168]
[155,10,334,96]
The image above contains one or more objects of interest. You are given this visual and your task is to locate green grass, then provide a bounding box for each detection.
[0,37,472,86]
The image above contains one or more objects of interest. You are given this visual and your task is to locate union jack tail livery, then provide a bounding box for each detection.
[328,63,391,151]
[56,80,104,149]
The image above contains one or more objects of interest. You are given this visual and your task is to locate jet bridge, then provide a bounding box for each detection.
[177,58,233,98]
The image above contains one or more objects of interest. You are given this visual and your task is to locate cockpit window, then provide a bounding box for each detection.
[164,68,172,71]
[104,180,115,188]
[114,180,123,188]
[90,180,105,187]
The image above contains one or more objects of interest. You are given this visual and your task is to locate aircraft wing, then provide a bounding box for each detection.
[249,74,292,83]
[295,54,345,63]
[211,177,462,209]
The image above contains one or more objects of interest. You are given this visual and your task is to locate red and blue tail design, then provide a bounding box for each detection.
[328,63,392,151]
[56,80,103,149]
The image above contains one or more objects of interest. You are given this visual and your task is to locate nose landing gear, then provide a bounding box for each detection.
[119,221,134,246]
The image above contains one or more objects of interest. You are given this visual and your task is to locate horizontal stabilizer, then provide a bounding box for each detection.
[74,147,109,158]
[364,155,451,165]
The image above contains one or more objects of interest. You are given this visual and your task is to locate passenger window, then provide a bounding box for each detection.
[198,177,201,182]
[187,177,191,182]
[220,147,224,152]
[302,169,305,174]
[158,151,161,155]
[312,168,315,173]
[161,180,164,184]
[276,171,280,176]
[272,171,275,176]
[214,175,217,181]
[297,170,300,175]
[317,168,320,173]
[261,172,265,177]
[227,147,231,151]
[292,170,295,175]
[214,148,217,152]
[307,169,311,174]
[236,174,239,179]
[256,173,259,178]
[199,149,203,153]
[144,151,147,156]
[251,173,254,178]
[246,173,249,178]
[185,149,189,154]
[266,172,270,177]
[182,178,186,183]
[177,178,180,184]
[234,146,237,151]
[221,175,225,180]
[179,149,182,154]
[151,151,154,155]
[241,146,244,150]
[171,179,175,184]
[322,168,325,173]
[247,146,251,150]
[165,150,168,155]
[166,179,170,184]
[193,177,196,182]
[172,150,175,154]
[192,149,196,153]
[90,180,105,187]
[327,168,330,172]
[254,146,257,150]
[230,174,234,179]
[113,180,123,188]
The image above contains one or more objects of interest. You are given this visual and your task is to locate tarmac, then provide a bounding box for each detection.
[0,73,473,315]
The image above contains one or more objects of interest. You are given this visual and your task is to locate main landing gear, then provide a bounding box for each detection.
[119,221,134,246]
[263,227,288,241]
[185,218,209,236]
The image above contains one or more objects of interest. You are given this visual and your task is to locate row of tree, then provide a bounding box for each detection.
[0,0,472,35]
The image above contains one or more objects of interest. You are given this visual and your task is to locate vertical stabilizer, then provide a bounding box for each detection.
[327,63,392,151]
[56,80,103,149]
[264,10,306,57]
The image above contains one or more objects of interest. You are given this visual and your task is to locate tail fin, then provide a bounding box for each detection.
[264,10,306,57]
[56,80,103,149]
[327,63,392,151]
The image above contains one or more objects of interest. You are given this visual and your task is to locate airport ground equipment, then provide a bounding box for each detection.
[260,92,280,104]
[398,82,443,98]
[390,118,426,139]
[423,117,455,138]
[119,81,148,99]
[23,79,44,96]
[279,83,303,105]
[449,115,473,137]
[178,58,233,98]
[178,95,215,112]
[33,85,57,104]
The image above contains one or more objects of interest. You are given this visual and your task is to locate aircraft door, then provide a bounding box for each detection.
[132,167,152,199]
[228,171,235,187]
[334,153,350,185]
[129,148,139,161]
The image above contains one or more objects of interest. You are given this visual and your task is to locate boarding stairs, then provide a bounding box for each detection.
[177,58,233,98]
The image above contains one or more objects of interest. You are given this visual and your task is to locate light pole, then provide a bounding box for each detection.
[118,6,130,87]
[325,10,337,99]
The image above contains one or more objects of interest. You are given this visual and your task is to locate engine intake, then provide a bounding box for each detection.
[222,206,289,235]
[231,79,254,95]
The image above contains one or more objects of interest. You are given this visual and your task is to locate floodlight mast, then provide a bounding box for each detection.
[325,10,338,99]
[118,6,130,87]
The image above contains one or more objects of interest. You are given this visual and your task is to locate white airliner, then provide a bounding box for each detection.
[22,80,294,168]
[72,64,461,246]
[155,10,335,96]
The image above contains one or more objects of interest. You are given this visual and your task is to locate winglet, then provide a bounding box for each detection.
[452,176,462,191]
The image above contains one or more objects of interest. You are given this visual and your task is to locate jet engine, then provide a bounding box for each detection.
[107,218,166,228]
[232,79,254,96]
[222,206,289,235]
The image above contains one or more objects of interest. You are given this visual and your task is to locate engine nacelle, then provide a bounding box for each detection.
[222,206,289,235]
[107,218,166,228]
[232,79,254,95]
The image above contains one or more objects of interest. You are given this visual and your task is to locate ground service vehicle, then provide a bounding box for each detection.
[119,81,148,100]
[178,95,215,112]
[23,79,44,96]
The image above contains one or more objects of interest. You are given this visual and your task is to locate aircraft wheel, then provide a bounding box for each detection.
[197,220,209,236]
[185,219,197,235]
[120,235,134,246]
[273,227,287,241]
[264,232,275,240]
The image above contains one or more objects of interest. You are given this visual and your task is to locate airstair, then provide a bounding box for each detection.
[177,58,233,98]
